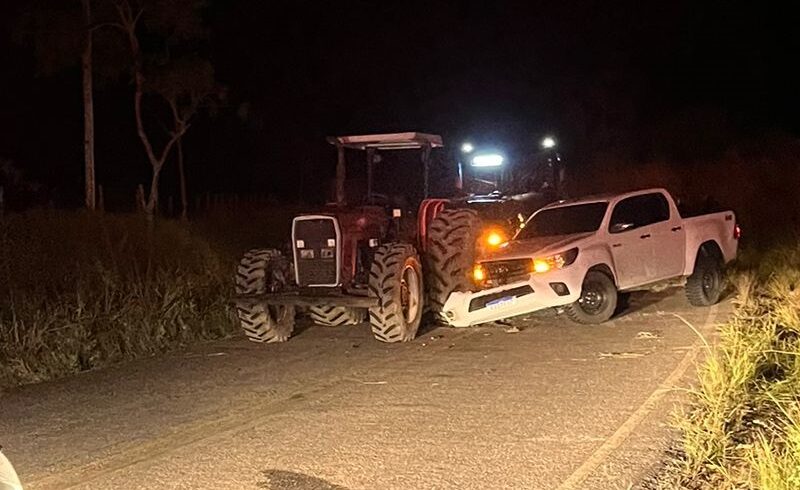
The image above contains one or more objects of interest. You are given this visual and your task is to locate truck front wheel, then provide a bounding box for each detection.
[565,270,618,324]
[368,243,424,343]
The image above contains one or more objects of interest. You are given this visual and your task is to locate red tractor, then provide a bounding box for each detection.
[234,132,560,344]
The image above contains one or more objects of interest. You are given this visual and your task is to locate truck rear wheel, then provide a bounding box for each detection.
[425,209,481,318]
[234,249,295,343]
[368,243,424,343]
[686,248,724,306]
[565,270,618,324]
[309,305,365,326]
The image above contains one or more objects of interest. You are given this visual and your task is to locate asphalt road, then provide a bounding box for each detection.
[0,289,728,490]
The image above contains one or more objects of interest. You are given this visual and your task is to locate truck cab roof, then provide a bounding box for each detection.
[543,188,671,210]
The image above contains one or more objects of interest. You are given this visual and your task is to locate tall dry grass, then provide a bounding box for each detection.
[669,244,800,489]
[0,210,236,388]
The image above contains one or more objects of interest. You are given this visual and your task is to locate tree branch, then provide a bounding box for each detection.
[89,21,125,32]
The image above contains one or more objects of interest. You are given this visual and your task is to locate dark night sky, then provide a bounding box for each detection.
[1,0,798,207]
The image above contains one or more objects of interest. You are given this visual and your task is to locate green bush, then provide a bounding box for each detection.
[0,210,236,388]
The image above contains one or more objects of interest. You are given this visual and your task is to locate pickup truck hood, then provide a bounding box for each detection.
[483,232,594,262]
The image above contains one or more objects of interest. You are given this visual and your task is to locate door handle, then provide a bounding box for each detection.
[640,233,651,239]
[612,243,622,248]
[671,226,682,232]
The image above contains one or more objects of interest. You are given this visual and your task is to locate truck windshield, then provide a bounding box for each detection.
[518,202,608,238]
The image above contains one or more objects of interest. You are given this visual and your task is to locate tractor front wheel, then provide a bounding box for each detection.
[309,305,365,326]
[234,249,296,343]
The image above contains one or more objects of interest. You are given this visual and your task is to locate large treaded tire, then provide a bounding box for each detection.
[425,209,482,317]
[686,248,724,306]
[234,249,295,343]
[308,305,365,326]
[368,243,424,343]
[565,270,618,325]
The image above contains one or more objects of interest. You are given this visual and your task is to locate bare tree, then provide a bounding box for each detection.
[17,1,123,211]
[149,58,217,220]
[112,0,210,219]
[81,0,96,210]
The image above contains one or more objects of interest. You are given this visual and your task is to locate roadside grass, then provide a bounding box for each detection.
[189,202,303,258]
[668,243,800,489]
[0,210,237,389]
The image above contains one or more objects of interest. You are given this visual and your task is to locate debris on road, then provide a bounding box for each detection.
[504,326,521,333]
[599,351,649,359]
[635,331,661,340]
[361,381,388,385]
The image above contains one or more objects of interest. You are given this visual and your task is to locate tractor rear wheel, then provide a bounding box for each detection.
[425,209,482,318]
[368,243,424,343]
[308,305,365,326]
[234,249,295,343]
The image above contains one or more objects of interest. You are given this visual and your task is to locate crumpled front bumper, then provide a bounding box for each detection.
[441,270,583,327]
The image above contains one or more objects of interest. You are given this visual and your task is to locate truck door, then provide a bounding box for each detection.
[647,193,685,281]
[608,193,681,288]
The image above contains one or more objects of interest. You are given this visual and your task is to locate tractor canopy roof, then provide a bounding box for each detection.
[328,132,443,150]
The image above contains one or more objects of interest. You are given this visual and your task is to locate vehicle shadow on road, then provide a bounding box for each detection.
[614,290,675,318]
[258,469,349,490]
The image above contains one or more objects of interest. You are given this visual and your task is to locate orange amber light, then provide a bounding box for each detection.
[473,264,487,282]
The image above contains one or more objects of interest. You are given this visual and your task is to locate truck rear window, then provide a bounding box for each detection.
[518,202,608,238]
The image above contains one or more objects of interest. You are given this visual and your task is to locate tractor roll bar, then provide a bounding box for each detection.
[328,132,444,205]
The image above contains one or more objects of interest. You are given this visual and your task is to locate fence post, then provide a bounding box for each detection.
[135,184,146,212]
[97,184,105,212]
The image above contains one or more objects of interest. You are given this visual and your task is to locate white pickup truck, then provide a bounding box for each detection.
[442,188,739,327]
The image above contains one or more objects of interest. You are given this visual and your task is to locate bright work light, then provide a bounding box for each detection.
[541,136,556,149]
[470,153,504,167]
[461,142,474,153]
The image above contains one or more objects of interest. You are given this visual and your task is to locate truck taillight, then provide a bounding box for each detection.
[734,224,742,240]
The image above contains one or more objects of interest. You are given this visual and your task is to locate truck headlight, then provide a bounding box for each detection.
[530,248,579,274]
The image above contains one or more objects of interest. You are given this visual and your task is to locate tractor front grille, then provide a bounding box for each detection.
[293,216,340,286]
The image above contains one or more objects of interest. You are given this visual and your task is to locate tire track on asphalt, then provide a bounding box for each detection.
[556,304,720,490]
